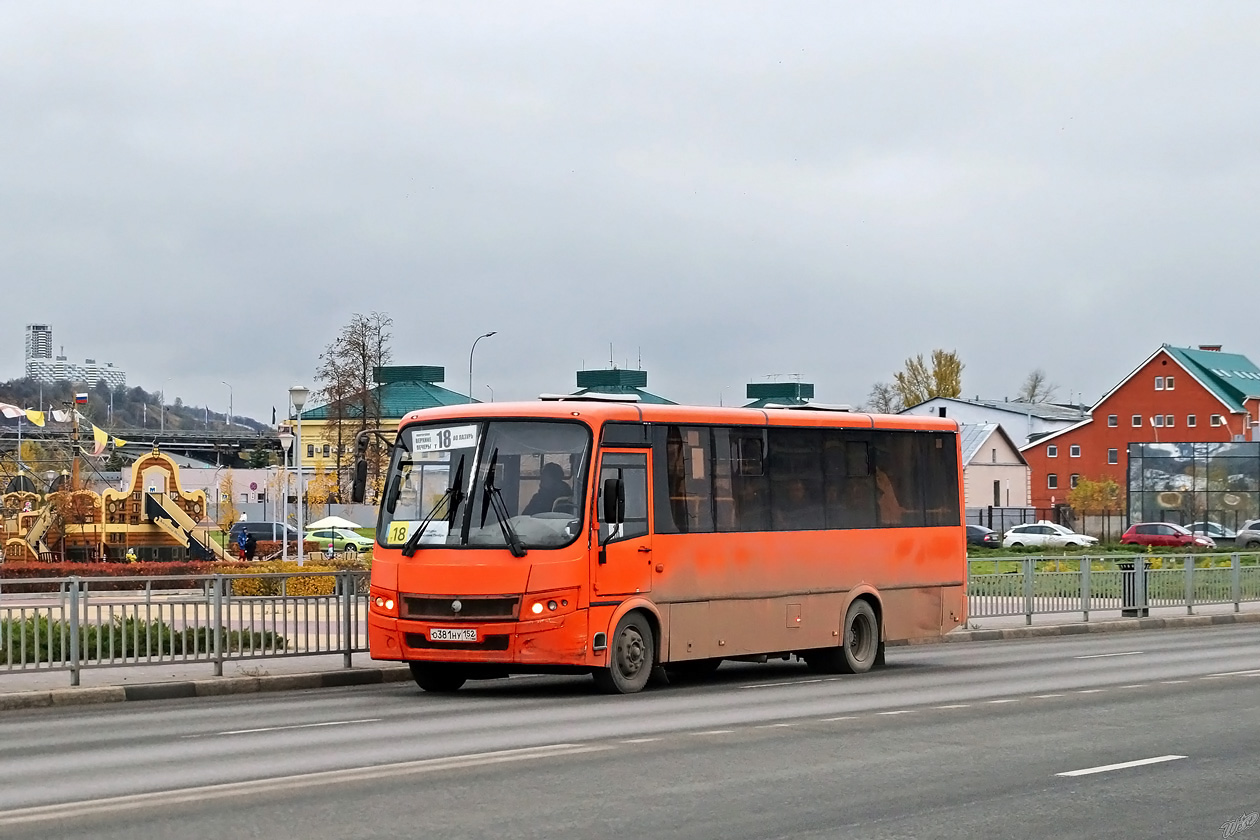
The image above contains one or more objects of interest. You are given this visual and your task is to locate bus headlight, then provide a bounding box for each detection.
[370,587,399,617]
[524,589,578,620]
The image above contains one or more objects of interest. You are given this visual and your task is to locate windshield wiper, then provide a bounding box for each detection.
[400,455,465,557]
[480,448,527,558]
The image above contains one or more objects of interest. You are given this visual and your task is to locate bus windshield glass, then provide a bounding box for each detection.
[378,420,590,552]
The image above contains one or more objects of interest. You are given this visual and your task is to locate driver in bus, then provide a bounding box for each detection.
[523,462,572,515]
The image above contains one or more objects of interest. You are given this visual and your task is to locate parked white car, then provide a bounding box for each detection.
[1186,521,1237,541]
[1236,520,1260,550]
[1002,521,1099,548]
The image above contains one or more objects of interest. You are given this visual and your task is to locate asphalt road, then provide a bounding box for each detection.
[1,626,1258,840]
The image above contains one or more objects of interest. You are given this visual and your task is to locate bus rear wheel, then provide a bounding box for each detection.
[593,612,655,694]
[805,599,880,675]
[409,662,467,693]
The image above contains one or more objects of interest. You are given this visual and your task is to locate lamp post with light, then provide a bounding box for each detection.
[222,381,233,428]
[468,331,497,403]
[278,427,295,561]
[289,385,309,566]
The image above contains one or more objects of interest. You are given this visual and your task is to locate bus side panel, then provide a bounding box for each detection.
[880,587,943,643]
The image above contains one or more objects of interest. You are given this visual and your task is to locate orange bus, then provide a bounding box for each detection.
[357,399,966,694]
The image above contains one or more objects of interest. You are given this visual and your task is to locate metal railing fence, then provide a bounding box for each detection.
[1,571,369,686]
[967,553,1260,625]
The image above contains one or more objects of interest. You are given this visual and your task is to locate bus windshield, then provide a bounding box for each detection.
[378,419,590,552]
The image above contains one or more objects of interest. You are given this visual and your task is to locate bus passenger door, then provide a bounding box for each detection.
[593,451,652,596]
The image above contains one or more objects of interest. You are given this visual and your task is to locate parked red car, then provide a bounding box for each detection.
[1120,522,1216,549]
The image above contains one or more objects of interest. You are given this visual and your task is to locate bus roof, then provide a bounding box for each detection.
[399,399,959,433]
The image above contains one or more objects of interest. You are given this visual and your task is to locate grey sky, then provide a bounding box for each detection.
[4,3,1258,421]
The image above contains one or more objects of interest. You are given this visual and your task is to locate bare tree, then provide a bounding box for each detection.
[1016,368,1058,403]
[892,349,964,408]
[314,313,394,498]
[865,382,904,414]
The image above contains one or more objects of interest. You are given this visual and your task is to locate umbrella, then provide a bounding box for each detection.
[305,515,363,531]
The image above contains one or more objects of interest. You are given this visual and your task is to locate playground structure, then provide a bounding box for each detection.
[3,449,232,563]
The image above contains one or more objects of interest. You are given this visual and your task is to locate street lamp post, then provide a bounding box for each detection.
[468,332,497,404]
[289,385,309,566]
[486,384,494,402]
[222,381,233,427]
[279,428,295,561]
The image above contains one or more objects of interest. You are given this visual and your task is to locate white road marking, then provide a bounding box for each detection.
[216,719,383,736]
[1206,668,1260,677]
[1074,651,1144,659]
[740,679,823,689]
[755,723,796,729]
[1031,694,1064,699]
[987,699,1020,704]
[1160,680,1188,685]
[876,710,913,716]
[620,738,660,744]
[820,716,857,722]
[1119,684,1148,689]
[1056,755,1187,777]
[0,744,604,826]
[1076,689,1105,694]
[933,704,971,709]
[693,730,735,735]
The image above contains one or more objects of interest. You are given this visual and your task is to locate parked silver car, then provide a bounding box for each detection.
[1236,520,1260,549]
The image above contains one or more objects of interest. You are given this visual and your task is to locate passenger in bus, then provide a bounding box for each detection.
[523,463,572,515]
[875,468,906,525]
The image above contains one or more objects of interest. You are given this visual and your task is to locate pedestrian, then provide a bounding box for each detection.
[237,527,249,560]
[325,541,335,561]
[245,532,258,561]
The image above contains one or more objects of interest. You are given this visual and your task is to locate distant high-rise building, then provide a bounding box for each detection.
[23,323,126,388]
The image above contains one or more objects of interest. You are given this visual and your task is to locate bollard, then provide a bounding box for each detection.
[68,576,81,687]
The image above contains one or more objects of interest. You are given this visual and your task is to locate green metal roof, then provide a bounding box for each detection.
[301,366,470,420]
[743,381,814,408]
[1163,346,1260,413]
[570,368,675,404]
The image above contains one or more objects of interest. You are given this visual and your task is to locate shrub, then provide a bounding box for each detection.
[225,561,339,597]
[0,615,286,665]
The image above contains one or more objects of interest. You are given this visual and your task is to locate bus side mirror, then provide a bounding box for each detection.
[602,478,625,525]
[351,459,368,504]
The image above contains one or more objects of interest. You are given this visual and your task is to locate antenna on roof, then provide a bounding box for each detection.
[637,347,642,370]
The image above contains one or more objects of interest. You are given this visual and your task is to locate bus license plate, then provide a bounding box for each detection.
[430,628,477,642]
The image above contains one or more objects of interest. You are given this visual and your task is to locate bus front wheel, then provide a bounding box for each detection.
[805,599,880,675]
[409,662,467,693]
[593,612,655,694]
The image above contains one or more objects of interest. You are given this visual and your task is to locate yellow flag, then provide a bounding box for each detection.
[113,436,129,447]
[92,425,109,456]
[25,409,45,427]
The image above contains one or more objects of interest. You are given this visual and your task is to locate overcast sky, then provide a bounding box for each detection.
[4,3,1258,422]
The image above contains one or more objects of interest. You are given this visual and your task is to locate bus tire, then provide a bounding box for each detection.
[409,662,466,693]
[593,611,655,694]
[805,599,880,675]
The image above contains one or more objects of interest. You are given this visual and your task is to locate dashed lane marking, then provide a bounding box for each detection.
[620,738,661,744]
[1032,694,1065,699]
[1074,651,1144,659]
[1056,755,1187,777]
[987,699,1020,704]
[740,679,823,689]
[1206,669,1260,677]
[820,716,858,722]
[693,730,735,735]
[1160,680,1188,685]
[755,723,796,729]
[214,719,383,736]
[1076,689,1106,694]
[876,710,913,716]
[934,704,971,709]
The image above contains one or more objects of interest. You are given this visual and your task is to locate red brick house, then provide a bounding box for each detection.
[1020,345,1260,510]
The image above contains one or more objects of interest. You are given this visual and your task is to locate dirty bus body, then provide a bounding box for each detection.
[364,400,966,694]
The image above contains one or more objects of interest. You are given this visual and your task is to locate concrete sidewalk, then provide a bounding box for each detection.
[3,602,1258,711]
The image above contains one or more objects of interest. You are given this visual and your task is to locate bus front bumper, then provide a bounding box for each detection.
[368,611,590,667]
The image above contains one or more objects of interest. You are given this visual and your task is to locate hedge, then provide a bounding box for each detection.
[0,615,286,665]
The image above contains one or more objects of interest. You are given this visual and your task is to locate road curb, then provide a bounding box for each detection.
[889,610,1260,647]
[0,666,412,712]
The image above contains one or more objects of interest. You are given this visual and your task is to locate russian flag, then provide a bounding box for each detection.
[74,393,88,405]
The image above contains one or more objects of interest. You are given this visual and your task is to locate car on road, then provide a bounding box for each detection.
[1186,521,1236,542]
[1120,522,1216,549]
[1235,520,1260,549]
[966,524,1001,548]
[306,527,375,555]
[1002,521,1098,548]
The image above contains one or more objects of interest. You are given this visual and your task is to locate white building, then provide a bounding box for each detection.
[901,397,1087,445]
[23,323,126,388]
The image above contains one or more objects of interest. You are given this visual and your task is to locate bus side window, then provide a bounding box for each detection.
[599,454,648,542]
[823,433,876,529]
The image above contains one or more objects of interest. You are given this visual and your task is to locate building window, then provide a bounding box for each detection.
[1132,415,1142,427]
[991,448,997,463]
[1070,474,1079,489]
[1153,415,1164,427]
[322,444,331,457]
[1070,445,1081,457]
[1187,415,1197,427]
[1164,414,1174,427]
[1047,445,1058,458]
[1108,414,1118,427]
[1211,414,1224,427]
[306,444,314,457]
[1155,376,1164,390]
[1166,376,1175,390]
[1047,474,1058,490]
[1108,448,1118,464]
